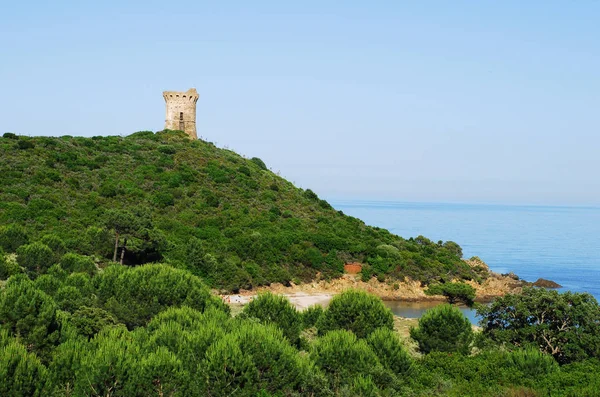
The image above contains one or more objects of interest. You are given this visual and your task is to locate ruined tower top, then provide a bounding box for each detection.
[163,88,199,139]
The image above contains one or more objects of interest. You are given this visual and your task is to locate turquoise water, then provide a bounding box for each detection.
[332,201,600,303]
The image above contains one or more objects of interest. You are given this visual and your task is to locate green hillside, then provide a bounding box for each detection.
[0,130,483,290]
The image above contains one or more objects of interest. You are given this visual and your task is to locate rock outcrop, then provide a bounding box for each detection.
[531,278,562,288]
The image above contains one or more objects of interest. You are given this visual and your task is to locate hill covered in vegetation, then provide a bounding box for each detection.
[0,130,484,290]
[2,131,599,396]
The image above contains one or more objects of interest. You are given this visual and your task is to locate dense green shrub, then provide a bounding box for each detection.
[59,253,96,275]
[16,242,54,275]
[311,329,386,390]
[442,241,463,258]
[0,224,28,252]
[367,328,412,375]
[425,282,476,306]
[39,234,67,263]
[33,274,63,297]
[251,157,267,170]
[240,292,303,345]
[0,340,48,397]
[317,290,394,338]
[54,327,186,397]
[0,275,61,359]
[69,306,118,340]
[303,189,319,200]
[504,348,558,378]
[302,304,325,328]
[410,304,473,355]
[96,264,228,328]
[0,252,21,280]
[54,286,86,312]
[202,322,316,396]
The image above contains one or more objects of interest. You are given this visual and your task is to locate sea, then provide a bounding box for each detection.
[331,200,600,322]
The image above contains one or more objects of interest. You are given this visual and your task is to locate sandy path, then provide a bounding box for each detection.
[222,293,333,310]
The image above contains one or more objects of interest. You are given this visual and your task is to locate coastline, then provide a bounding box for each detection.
[222,259,528,309]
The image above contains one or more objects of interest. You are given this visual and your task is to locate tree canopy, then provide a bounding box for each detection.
[478,287,600,364]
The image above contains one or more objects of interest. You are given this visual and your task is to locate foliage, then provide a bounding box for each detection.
[410,304,473,355]
[202,322,317,396]
[0,251,21,280]
[3,132,599,395]
[69,306,118,339]
[311,329,386,390]
[0,272,597,396]
[0,275,61,359]
[0,339,48,397]
[0,132,479,289]
[16,242,54,276]
[0,224,29,252]
[317,289,394,338]
[240,292,303,345]
[478,287,600,364]
[96,263,228,329]
[425,282,476,306]
[59,252,97,275]
[250,157,268,170]
[302,304,325,328]
[366,327,413,375]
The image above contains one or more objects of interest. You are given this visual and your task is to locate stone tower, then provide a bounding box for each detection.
[163,88,199,139]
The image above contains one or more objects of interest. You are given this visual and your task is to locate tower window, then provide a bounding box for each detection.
[179,112,183,120]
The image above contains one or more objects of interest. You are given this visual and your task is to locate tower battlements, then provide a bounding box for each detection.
[163,88,199,139]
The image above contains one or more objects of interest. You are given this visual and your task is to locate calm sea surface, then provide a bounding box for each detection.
[331,201,600,320]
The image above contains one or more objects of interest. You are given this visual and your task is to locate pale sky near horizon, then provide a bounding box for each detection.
[1,1,599,206]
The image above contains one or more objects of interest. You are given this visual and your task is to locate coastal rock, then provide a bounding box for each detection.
[532,278,562,288]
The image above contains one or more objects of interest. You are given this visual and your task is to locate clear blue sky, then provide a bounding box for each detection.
[1,1,599,205]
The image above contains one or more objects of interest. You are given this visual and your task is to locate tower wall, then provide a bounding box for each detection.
[163,88,199,139]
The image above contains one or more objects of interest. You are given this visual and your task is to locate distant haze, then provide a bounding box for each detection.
[1,1,598,205]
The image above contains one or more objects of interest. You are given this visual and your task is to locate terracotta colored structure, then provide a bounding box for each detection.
[344,262,362,274]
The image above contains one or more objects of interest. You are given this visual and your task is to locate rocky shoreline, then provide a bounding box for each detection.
[228,257,557,305]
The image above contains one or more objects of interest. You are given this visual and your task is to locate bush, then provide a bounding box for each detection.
[317,290,394,338]
[57,327,186,397]
[241,292,302,345]
[0,276,60,359]
[202,322,314,396]
[96,264,228,328]
[33,274,63,297]
[410,304,473,355]
[251,157,267,170]
[16,242,54,276]
[367,328,412,375]
[304,189,319,201]
[0,224,29,252]
[0,252,21,280]
[39,234,67,263]
[17,139,35,150]
[504,348,558,378]
[0,340,48,397]
[442,241,463,258]
[425,282,476,306]
[311,329,385,389]
[302,305,325,328]
[59,253,97,275]
[69,306,118,340]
